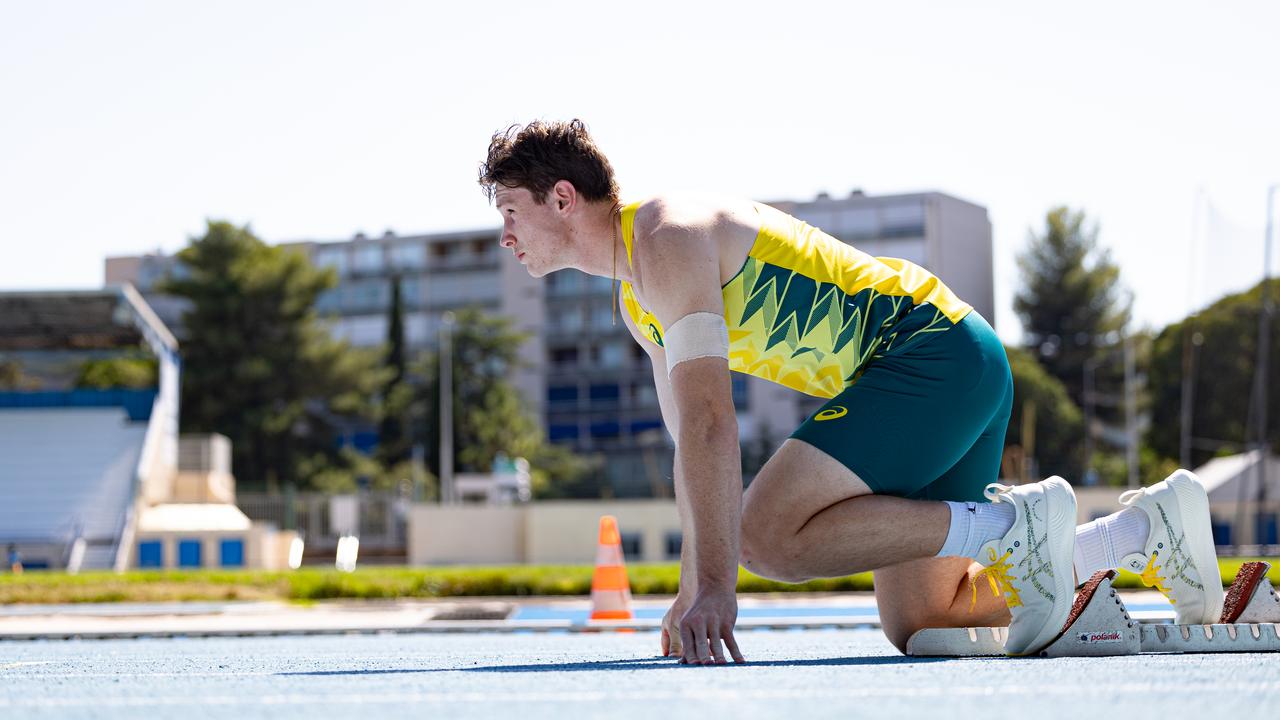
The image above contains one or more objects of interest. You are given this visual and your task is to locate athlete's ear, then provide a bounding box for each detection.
[550,180,577,214]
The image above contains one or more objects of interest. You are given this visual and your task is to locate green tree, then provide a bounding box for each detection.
[1005,346,1085,481]
[73,351,158,389]
[413,307,598,496]
[1147,281,1279,467]
[160,221,388,491]
[1015,207,1131,405]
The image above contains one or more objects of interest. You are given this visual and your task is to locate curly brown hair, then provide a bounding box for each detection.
[478,119,619,205]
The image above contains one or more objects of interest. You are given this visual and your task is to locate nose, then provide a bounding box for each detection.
[499,233,515,249]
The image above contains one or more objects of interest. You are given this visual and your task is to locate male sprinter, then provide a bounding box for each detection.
[478,119,1225,664]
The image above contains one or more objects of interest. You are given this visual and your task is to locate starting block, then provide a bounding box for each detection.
[905,561,1280,658]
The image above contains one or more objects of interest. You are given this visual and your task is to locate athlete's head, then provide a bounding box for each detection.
[479,119,619,277]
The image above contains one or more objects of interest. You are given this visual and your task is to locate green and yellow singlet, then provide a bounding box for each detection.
[619,201,972,399]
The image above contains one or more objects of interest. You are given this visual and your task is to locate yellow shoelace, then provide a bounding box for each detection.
[970,547,1022,612]
[1138,551,1173,601]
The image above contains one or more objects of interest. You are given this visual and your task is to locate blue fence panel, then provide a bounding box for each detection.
[0,389,157,421]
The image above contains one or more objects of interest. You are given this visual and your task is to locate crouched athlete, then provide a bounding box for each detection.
[478,119,1224,664]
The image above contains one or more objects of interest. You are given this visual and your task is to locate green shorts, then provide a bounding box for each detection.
[789,311,1012,503]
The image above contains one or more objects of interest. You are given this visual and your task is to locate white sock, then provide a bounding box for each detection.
[1073,507,1150,582]
[937,501,1016,560]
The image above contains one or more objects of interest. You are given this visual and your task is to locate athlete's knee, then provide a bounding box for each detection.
[880,620,920,654]
[739,522,813,584]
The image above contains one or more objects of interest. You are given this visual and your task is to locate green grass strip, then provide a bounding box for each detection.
[1,558,1275,605]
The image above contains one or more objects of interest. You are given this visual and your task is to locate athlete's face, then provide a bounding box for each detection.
[494,186,570,278]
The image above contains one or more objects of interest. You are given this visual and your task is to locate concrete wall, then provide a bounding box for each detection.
[408,505,525,564]
[524,501,679,564]
[1074,487,1128,523]
[408,500,680,565]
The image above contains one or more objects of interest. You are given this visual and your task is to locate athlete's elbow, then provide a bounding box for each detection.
[678,409,738,448]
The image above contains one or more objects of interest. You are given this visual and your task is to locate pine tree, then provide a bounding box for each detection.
[377,275,412,466]
[1014,207,1131,405]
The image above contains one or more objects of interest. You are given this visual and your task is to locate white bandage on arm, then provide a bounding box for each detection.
[663,311,729,376]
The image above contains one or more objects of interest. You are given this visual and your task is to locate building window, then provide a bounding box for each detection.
[345,279,389,312]
[549,423,579,442]
[548,306,584,333]
[589,305,614,330]
[220,538,245,568]
[590,420,620,439]
[138,540,163,568]
[392,242,426,270]
[630,381,658,408]
[353,244,384,273]
[629,418,663,435]
[315,289,341,314]
[619,532,642,560]
[547,271,582,296]
[731,374,749,409]
[398,276,421,308]
[550,346,579,369]
[589,383,619,408]
[591,342,624,368]
[178,539,202,568]
[880,203,926,238]
[314,247,348,275]
[664,531,682,560]
[547,385,579,408]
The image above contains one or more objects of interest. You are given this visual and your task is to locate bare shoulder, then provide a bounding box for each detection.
[631,194,748,240]
[628,195,746,324]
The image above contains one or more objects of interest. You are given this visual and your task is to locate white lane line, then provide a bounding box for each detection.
[0,661,56,669]
[3,682,1279,707]
[0,671,276,678]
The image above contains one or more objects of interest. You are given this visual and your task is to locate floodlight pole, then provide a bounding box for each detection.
[1253,185,1275,542]
[1124,334,1139,490]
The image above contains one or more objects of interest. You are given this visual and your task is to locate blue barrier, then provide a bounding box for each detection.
[0,389,158,422]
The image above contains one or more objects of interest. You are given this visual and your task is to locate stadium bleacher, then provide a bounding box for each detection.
[0,286,180,571]
[0,408,147,569]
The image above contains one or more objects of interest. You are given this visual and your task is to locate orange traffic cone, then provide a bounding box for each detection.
[589,515,634,620]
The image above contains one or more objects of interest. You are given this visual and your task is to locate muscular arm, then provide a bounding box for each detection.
[621,298,701,598]
[617,201,746,664]
[630,208,743,595]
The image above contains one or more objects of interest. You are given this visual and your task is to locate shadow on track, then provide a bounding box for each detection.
[279,655,950,676]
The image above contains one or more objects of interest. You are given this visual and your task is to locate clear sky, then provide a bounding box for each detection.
[1,1,1276,343]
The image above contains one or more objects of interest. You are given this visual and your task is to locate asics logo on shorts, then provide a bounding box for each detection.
[814,406,848,422]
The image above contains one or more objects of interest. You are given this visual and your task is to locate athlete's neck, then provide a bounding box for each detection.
[571,201,635,284]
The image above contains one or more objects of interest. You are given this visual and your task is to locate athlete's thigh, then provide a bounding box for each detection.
[741,437,873,539]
